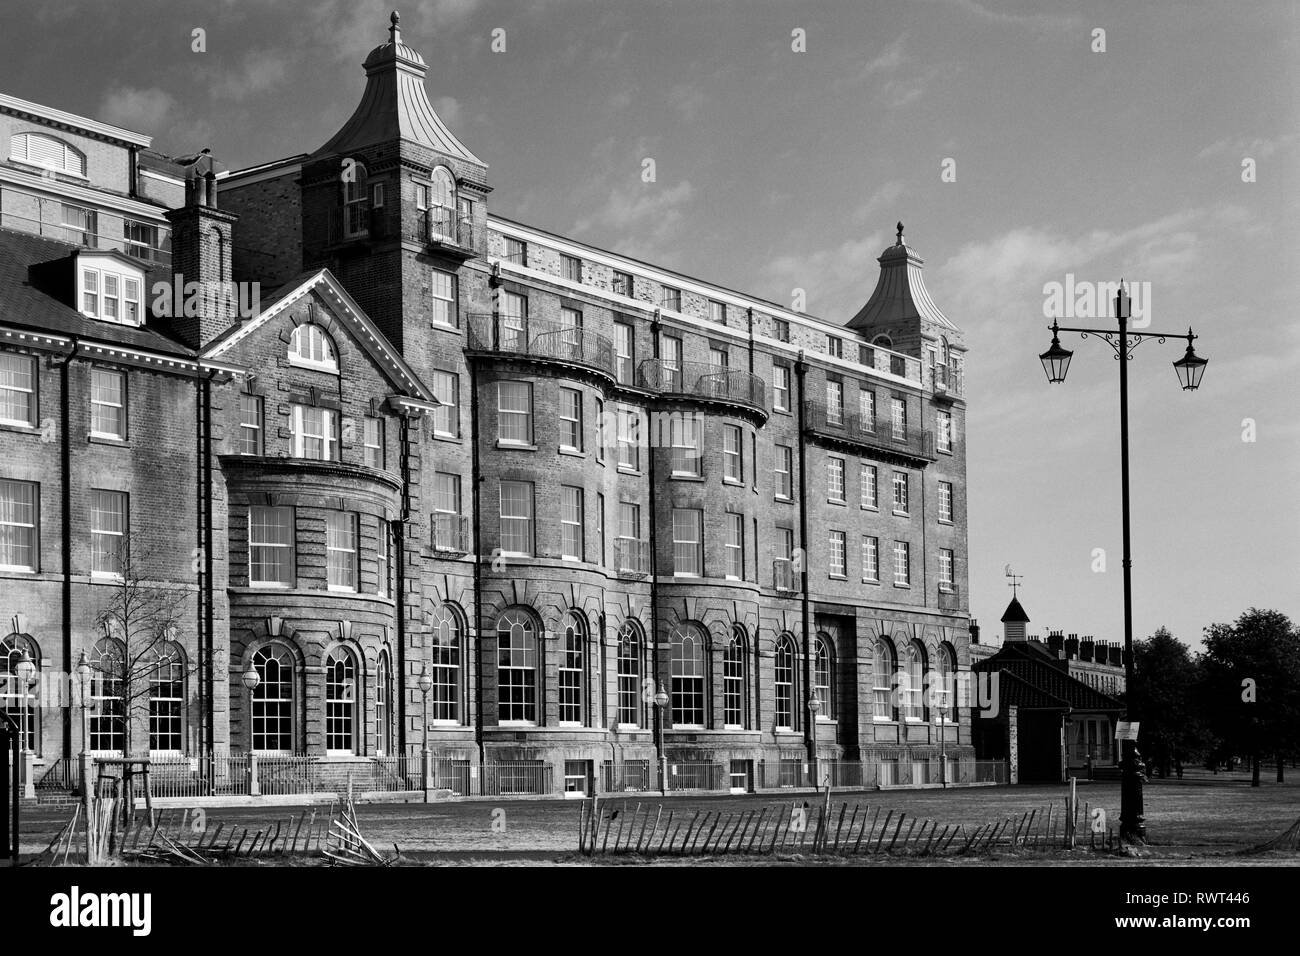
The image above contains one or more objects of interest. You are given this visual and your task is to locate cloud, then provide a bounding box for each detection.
[1197,133,1297,160]
[432,95,462,127]
[212,51,289,101]
[572,180,696,265]
[98,86,176,132]
[858,34,909,78]
[918,0,1080,32]
[307,0,484,61]
[762,232,888,321]
[669,83,706,122]
[853,181,907,225]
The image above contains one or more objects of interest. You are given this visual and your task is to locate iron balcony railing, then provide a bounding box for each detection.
[938,583,961,609]
[329,200,381,244]
[432,513,471,554]
[0,200,172,267]
[465,313,618,379]
[772,558,798,593]
[615,538,650,576]
[636,359,766,412]
[802,400,936,461]
[416,206,477,254]
[930,364,965,398]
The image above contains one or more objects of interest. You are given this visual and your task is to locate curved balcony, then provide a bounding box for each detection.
[406,206,478,260]
[465,313,617,381]
[802,400,936,464]
[636,359,767,417]
[218,455,403,512]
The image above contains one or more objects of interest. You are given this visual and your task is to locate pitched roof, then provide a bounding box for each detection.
[0,228,194,355]
[974,641,1124,712]
[1001,596,1030,623]
[847,223,959,334]
[312,13,485,168]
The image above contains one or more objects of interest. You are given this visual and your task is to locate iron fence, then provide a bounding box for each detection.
[480,760,553,796]
[802,400,936,460]
[637,359,765,411]
[432,513,471,553]
[666,761,725,791]
[614,538,650,576]
[601,761,655,793]
[465,313,617,378]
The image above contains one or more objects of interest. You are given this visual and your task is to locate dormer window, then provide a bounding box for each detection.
[78,254,144,327]
[11,132,86,177]
[288,324,338,373]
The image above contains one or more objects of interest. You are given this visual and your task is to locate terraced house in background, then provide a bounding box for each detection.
[1,14,973,799]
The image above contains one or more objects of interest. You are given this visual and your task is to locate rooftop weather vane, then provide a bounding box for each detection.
[1004,564,1024,598]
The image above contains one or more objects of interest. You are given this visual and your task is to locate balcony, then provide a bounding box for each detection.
[410,206,477,258]
[802,400,936,463]
[615,538,650,577]
[432,514,470,554]
[328,200,383,247]
[636,359,766,416]
[465,313,617,380]
[930,365,964,401]
[772,558,798,594]
[938,584,961,610]
[0,196,172,268]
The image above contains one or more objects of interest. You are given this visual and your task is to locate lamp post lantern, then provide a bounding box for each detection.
[14,651,35,756]
[241,659,260,751]
[653,688,669,794]
[1038,282,1208,843]
[808,695,821,790]
[417,662,434,802]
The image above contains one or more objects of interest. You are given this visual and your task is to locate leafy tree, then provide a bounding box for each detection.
[1199,608,1300,785]
[1133,627,1206,776]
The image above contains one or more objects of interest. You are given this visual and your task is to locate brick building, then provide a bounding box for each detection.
[2,14,974,795]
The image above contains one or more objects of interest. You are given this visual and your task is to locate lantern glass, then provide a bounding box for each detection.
[1173,346,1207,391]
[1039,339,1073,384]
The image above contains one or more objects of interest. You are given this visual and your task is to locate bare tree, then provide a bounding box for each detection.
[90,536,193,757]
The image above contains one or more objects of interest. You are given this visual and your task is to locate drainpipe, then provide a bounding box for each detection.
[646,314,662,768]
[793,351,815,776]
[395,412,412,759]
[472,291,493,776]
[59,336,80,764]
[196,367,218,784]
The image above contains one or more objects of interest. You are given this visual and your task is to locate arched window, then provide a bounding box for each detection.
[341,162,368,238]
[615,621,642,728]
[669,623,707,727]
[428,166,457,239]
[251,643,295,753]
[325,647,357,754]
[375,650,391,755]
[871,334,893,349]
[814,635,834,720]
[774,634,797,731]
[497,609,538,725]
[936,644,957,725]
[1,634,39,752]
[288,324,338,372]
[11,131,86,176]
[903,641,926,721]
[429,604,463,724]
[147,643,185,753]
[873,638,895,720]
[89,638,125,753]
[559,613,586,726]
[723,626,748,729]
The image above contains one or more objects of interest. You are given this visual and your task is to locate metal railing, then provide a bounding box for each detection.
[432,513,471,554]
[666,761,725,791]
[35,757,81,795]
[615,538,650,576]
[802,400,936,460]
[637,359,766,411]
[253,755,318,795]
[601,761,654,793]
[938,584,961,609]
[481,760,553,796]
[329,201,379,243]
[773,558,798,593]
[415,206,477,253]
[930,364,964,397]
[368,755,422,793]
[430,757,472,795]
[760,757,809,790]
[0,200,172,267]
[816,760,867,790]
[465,313,617,378]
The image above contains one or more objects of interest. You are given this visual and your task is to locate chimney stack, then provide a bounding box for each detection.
[165,158,240,349]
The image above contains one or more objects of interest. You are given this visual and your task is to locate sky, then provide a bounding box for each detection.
[2,0,1296,650]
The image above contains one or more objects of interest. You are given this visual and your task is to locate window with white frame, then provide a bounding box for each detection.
[10,131,86,176]
[502,236,527,265]
[375,651,391,755]
[826,380,843,425]
[862,535,879,582]
[670,624,706,726]
[723,424,743,482]
[561,486,584,561]
[724,513,744,580]
[614,323,634,384]
[596,492,605,566]
[0,479,38,571]
[774,318,790,342]
[434,472,461,516]
[773,365,790,411]
[248,506,293,586]
[288,325,338,372]
[78,265,143,326]
[829,530,846,578]
[669,413,700,476]
[828,335,843,358]
[1,635,39,750]
[497,382,532,445]
[937,646,957,723]
[251,644,294,752]
[940,548,955,591]
[561,254,582,284]
[148,645,184,752]
[893,540,911,586]
[616,623,642,728]
[903,642,925,721]
[500,292,527,350]
[617,404,640,470]
[291,405,338,460]
[64,204,96,246]
[237,394,262,455]
[90,368,126,439]
[660,334,682,389]
[363,417,384,469]
[89,639,125,752]
[661,286,681,312]
[431,269,457,328]
[90,489,127,577]
[431,370,459,438]
[893,471,909,515]
[775,445,793,499]
[873,640,895,720]
[828,457,845,501]
[325,648,357,753]
[612,270,632,298]
[431,605,462,723]
[709,346,729,369]
[709,300,726,325]
[496,610,538,724]
[326,510,358,591]
[594,398,605,463]
[559,387,582,452]
[861,463,878,509]
[859,388,876,433]
[939,481,954,522]
[618,501,640,553]
[937,409,953,453]
[559,615,585,725]
[815,637,834,719]
[377,521,393,597]
[891,396,907,440]
[499,481,534,556]
[774,636,796,730]
[672,508,702,576]
[559,307,582,360]
[776,527,794,563]
[723,628,747,728]
[0,352,36,427]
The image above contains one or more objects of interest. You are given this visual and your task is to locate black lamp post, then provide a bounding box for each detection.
[654,689,669,794]
[1038,282,1208,843]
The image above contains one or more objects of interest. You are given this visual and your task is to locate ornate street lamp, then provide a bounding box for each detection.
[1037,281,1209,843]
[654,689,670,794]
[14,650,35,756]
[417,662,434,803]
[808,695,822,790]
[241,659,260,753]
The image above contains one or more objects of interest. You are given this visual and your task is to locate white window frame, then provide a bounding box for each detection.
[892,471,910,516]
[90,489,127,578]
[829,530,846,578]
[561,486,584,561]
[859,388,876,433]
[773,366,790,412]
[90,368,126,439]
[248,506,294,588]
[431,371,459,438]
[497,381,533,446]
[861,463,878,509]
[326,510,358,592]
[291,405,338,461]
[862,535,879,583]
[237,394,263,455]
[826,380,843,425]
[669,413,700,477]
[893,540,911,587]
[938,410,953,453]
[614,323,634,384]
[499,480,534,557]
[672,508,703,577]
[775,445,793,500]
[559,386,583,452]
[0,352,37,427]
[10,131,87,177]
[891,396,907,440]
[828,457,845,502]
[363,417,384,469]
[724,513,744,580]
[722,425,743,483]
[0,479,38,572]
[939,549,955,590]
[939,481,954,523]
[617,405,640,471]
[288,325,339,374]
[431,269,457,328]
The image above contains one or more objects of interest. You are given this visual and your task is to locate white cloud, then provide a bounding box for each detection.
[762,232,888,322]
[853,181,907,225]
[1197,133,1296,160]
[669,83,706,122]
[98,86,176,133]
[212,51,289,101]
[572,180,696,265]
[432,95,462,127]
